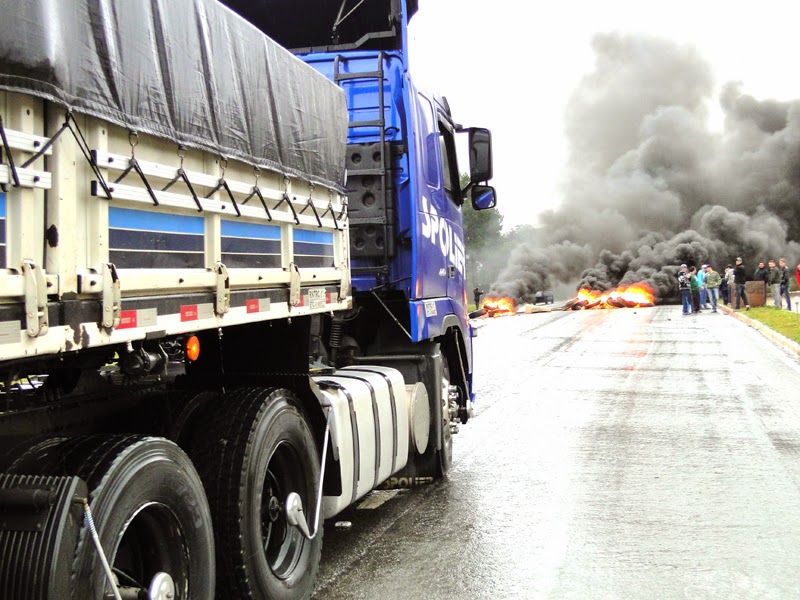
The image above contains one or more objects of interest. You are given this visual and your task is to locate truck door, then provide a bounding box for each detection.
[415,95,466,308]
[435,118,467,308]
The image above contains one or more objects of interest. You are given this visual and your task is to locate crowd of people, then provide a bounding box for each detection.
[677,257,800,315]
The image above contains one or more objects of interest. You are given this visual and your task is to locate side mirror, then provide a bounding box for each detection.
[471,185,496,210]
[468,128,492,183]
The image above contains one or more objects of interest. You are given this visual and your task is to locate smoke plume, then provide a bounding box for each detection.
[490,33,800,303]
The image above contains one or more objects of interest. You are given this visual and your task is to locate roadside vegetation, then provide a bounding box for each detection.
[740,306,800,345]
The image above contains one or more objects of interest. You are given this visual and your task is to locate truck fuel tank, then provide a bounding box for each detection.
[312,366,409,518]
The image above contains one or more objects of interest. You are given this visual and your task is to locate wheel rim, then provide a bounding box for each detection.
[261,440,307,579]
[441,362,453,467]
[111,502,188,598]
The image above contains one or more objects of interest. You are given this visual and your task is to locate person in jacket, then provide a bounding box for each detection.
[689,266,702,313]
[704,265,721,312]
[779,258,792,310]
[697,264,708,308]
[473,286,484,308]
[753,261,769,295]
[677,264,691,315]
[724,265,735,305]
[767,259,781,307]
[733,257,750,310]
[720,265,731,305]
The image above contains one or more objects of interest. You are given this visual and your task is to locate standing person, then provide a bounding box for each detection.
[473,286,484,308]
[705,264,721,312]
[698,264,708,308]
[753,261,769,296]
[767,259,781,307]
[779,258,792,310]
[733,257,750,310]
[677,264,691,315]
[720,265,731,305]
[689,266,701,314]
[725,264,735,305]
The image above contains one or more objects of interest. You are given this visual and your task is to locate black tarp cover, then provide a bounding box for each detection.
[0,0,349,191]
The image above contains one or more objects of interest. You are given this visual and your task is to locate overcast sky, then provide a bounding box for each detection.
[408,0,800,230]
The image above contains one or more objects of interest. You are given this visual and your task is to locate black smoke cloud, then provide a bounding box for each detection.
[490,33,800,303]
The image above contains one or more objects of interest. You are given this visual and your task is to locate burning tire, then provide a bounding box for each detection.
[5,435,215,600]
[189,387,322,600]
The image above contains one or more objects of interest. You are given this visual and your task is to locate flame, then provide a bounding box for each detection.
[481,296,516,317]
[570,283,655,309]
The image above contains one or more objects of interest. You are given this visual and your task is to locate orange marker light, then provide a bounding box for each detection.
[185,335,200,362]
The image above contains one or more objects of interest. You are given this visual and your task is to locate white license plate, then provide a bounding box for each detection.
[308,287,327,309]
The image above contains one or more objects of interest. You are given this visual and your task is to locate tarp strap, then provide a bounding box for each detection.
[68,112,113,199]
[320,190,341,231]
[114,156,160,206]
[275,192,300,225]
[300,193,323,228]
[22,115,70,169]
[206,178,241,217]
[159,145,202,211]
[242,185,273,221]
[337,197,348,221]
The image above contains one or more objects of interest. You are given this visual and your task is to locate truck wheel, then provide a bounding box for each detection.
[190,387,322,600]
[437,358,454,475]
[411,353,453,480]
[5,435,215,600]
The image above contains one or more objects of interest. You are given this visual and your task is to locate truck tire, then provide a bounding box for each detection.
[5,435,215,600]
[189,387,322,600]
[167,389,221,447]
[411,352,452,480]
[437,357,454,475]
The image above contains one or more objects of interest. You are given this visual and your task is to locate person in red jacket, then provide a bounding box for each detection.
[794,264,800,287]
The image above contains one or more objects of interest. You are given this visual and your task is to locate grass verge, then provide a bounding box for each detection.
[739,306,800,345]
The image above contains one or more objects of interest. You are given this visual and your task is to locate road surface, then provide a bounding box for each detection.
[313,306,800,599]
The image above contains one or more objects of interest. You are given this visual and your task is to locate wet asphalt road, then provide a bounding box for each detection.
[312,306,800,599]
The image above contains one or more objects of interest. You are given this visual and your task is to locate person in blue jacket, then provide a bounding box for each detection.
[698,264,708,309]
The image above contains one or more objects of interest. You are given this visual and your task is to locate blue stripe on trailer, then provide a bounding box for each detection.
[221,219,281,240]
[109,207,204,234]
[0,192,5,217]
[294,229,334,244]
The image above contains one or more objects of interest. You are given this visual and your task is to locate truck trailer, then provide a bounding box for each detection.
[0,0,496,598]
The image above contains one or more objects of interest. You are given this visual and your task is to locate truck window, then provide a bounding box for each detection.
[438,120,461,206]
